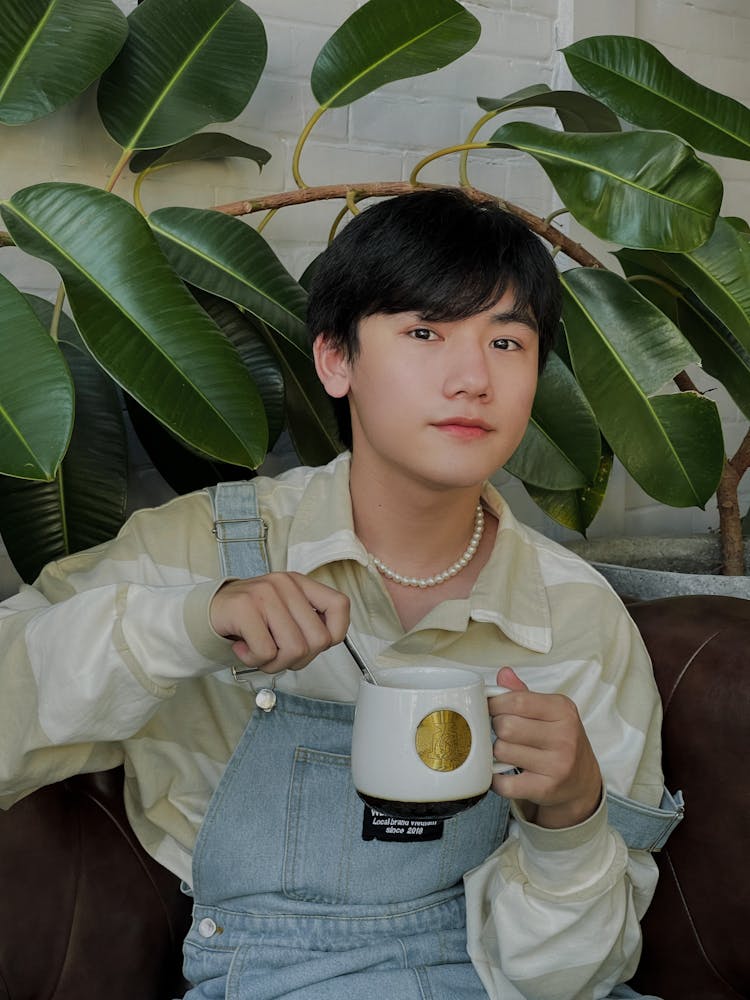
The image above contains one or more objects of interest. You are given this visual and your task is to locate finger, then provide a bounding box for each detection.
[290,573,351,643]
[258,575,351,671]
[497,665,527,691]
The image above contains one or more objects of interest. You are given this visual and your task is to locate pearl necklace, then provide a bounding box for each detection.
[370,504,485,588]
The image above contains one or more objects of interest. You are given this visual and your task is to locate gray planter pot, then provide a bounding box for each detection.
[564,535,750,601]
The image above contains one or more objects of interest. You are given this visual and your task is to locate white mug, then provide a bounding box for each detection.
[351,666,512,820]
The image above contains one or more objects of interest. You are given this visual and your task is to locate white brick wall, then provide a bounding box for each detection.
[1,0,749,593]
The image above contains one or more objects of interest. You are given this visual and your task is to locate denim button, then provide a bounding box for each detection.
[198,917,217,938]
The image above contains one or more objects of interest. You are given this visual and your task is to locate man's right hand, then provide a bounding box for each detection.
[209,573,350,674]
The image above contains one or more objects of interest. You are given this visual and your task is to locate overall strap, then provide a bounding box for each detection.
[206,480,270,579]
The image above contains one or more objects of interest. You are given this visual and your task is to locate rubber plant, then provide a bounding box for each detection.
[0,0,749,582]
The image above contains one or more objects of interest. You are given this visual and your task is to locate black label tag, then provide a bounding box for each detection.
[362,805,444,842]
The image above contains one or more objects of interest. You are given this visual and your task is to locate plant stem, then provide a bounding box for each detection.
[213,182,605,268]
[256,208,278,234]
[409,142,489,185]
[49,283,66,343]
[0,230,14,247]
[459,110,499,187]
[105,148,132,193]
[292,106,326,189]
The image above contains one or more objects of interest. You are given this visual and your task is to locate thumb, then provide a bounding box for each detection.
[497,665,527,691]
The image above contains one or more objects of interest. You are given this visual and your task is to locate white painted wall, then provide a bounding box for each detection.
[1,0,749,594]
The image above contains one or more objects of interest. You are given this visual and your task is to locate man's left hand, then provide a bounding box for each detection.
[488,666,602,829]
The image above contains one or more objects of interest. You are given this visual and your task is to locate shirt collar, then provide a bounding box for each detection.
[469,482,552,653]
[286,453,370,574]
[285,455,552,653]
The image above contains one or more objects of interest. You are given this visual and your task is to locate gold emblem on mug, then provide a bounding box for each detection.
[415,710,472,771]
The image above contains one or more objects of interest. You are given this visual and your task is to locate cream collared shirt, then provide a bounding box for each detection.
[0,453,663,999]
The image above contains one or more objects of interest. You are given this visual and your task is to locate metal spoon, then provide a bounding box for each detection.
[343,631,379,685]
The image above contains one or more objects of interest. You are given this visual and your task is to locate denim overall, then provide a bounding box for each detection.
[182,483,681,999]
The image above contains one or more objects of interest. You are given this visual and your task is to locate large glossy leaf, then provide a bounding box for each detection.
[150,207,310,357]
[98,0,266,151]
[194,289,285,449]
[0,273,73,480]
[618,249,750,423]
[253,320,340,467]
[1,183,268,468]
[0,339,128,583]
[126,287,289,493]
[24,293,86,352]
[504,352,601,489]
[561,267,724,507]
[653,220,750,353]
[563,35,750,161]
[311,0,479,109]
[676,296,750,422]
[490,122,722,251]
[129,132,271,173]
[0,0,127,125]
[524,445,613,535]
[478,84,621,133]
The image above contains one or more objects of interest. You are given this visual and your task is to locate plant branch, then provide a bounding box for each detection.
[678,368,749,574]
[721,428,750,574]
[213,182,605,268]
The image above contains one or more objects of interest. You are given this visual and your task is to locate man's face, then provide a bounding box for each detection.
[314,288,539,493]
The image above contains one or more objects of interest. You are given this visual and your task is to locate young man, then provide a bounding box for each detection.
[0,189,674,999]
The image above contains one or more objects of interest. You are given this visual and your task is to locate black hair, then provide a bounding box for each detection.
[306,187,562,449]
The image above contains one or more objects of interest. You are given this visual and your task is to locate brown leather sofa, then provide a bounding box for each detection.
[0,594,747,1000]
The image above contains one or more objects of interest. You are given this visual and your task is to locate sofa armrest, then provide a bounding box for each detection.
[0,767,191,1000]
[627,595,750,1000]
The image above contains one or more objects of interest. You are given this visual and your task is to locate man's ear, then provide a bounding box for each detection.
[313,336,352,399]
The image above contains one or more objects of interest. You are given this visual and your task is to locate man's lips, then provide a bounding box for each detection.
[432,418,493,438]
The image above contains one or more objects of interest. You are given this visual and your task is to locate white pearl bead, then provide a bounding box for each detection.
[369,504,484,589]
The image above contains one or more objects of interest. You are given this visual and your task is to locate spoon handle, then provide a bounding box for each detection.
[343,632,378,685]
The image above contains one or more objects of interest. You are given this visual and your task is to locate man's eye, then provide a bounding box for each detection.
[409,327,436,340]
[492,338,520,350]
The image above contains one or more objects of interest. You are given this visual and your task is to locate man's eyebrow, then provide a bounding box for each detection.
[490,308,538,333]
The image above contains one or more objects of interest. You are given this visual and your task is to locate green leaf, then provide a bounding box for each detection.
[618,243,750,421]
[489,122,722,251]
[725,216,750,238]
[657,220,750,353]
[0,0,127,125]
[563,35,750,161]
[97,0,266,151]
[311,0,480,109]
[1,183,268,468]
[24,294,86,353]
[524,445,613,535]
[129,132,271,173]
[504,352,601,489]
[150,207,310,358]
[125,396,252,495]
[561,267,724,507]
[0,273,73,480]
[193,289,285,449]
[478,84,621,132]
[253,321,340,467]
[677,296,750,423]
[0,339,128,583]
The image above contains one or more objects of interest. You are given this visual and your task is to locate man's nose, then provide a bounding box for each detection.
[443,339,492,398]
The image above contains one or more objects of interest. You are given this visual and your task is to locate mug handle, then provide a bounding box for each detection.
[485,683,515,774]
